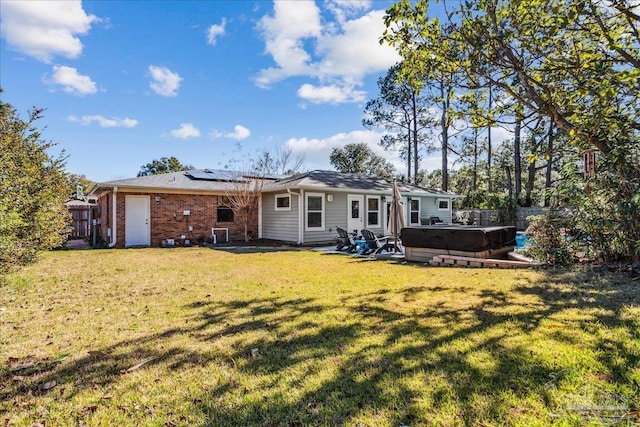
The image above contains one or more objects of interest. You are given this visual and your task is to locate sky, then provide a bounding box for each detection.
[0,0,449,183]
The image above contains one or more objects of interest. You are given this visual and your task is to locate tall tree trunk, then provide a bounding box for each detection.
[544,122,554,207]
[524,160,536,207]
[487,86,493,193]
[406,124,412,183]
[472,127,478,191]
[513,109,522,204]
[412,92,419,180]
[505,165,513,200]
[440,85,449,191]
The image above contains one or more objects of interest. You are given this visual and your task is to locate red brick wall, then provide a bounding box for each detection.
[97,193,111,245]
[98,191,258,248]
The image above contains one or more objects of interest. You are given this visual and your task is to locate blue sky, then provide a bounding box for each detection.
[1,0,447,182]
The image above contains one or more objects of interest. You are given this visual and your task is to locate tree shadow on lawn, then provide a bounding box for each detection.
[195,269,640,426]
[3,270,638,426]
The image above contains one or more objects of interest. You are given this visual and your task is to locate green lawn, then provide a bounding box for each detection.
[1,248,639,426]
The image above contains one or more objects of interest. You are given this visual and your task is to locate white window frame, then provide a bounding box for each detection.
[305,192,325,231]
[437,198,450,211]
[274,194,291,211]
[366,196,381,227]
[409,197,421,225]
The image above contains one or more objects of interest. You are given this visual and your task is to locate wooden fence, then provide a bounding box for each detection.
[66,203,99,239]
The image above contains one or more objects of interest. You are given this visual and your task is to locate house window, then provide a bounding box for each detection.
[367,196,380,226]
[275,194,291,211]
[351,199,360,220]
[305,193,324,230]
[409,198,420,225]
[217,207,234,222]
[437,198,450,211]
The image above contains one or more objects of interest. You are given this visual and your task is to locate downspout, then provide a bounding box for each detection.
[108,186,118,247]
[299,189,304,245]
[258,194,263,239]
[287,189,303,245]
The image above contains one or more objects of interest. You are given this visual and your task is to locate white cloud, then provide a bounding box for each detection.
[254,1,322,87]
[254,2,399,104]
[315,10,400,79]
[148,65,182,97]
[298,83,366,104]
[206,19,226,45]
[283,129,451,177]
[211,124,252,140]
[326,0,371,24]
[227,124,251,140]
[0,1,98,63]
[45,65,97,96]
[68,114,137,128]
[285,129,396,169]
[170,123,201,139]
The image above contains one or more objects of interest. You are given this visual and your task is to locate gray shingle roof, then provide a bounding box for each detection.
[267,170,391,191]
[265,170,458,197]
[91,169,459,197]
[91,170,244,193]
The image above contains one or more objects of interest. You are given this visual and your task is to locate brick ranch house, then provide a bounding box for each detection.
[89,169,458,248]
[89,170,273,248]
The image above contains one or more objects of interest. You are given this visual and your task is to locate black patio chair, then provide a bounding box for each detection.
[360,229,394,254]
[336,227,356,252]
[430,216,444,225]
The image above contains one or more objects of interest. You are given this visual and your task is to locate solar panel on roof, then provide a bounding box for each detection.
[186,169,248,182]
[186,171,214,180]
[203,169,236,180]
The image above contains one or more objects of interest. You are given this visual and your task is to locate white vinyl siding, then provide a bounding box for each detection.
[261,190,450,244]
[302,193,385,244]
[418,196,453,224]
[261,191,299,243]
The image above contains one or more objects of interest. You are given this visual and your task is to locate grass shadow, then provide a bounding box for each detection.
[3,258,639,426]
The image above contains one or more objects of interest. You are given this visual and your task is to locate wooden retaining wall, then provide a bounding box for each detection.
[428,254,536,268]
[405,246,514,263]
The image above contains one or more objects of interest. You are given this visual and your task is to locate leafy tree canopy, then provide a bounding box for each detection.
[137,156,194,176]
[0,99,71,276]
[330,142,396,180]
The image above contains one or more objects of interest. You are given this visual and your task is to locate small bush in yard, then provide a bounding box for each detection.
[526,213,575,265]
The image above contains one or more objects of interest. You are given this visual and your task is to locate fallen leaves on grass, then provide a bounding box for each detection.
[39,380,56,391]
[52,354,69,363]
[10,361,35,371]
[306,402,319,415]
[119,356,160,374]
[80,405,98,416]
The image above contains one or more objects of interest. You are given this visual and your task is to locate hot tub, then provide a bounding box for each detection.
[401,225,517,262]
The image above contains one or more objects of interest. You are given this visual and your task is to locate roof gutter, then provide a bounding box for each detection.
[108,186,118,248]
[287,188,303,245]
